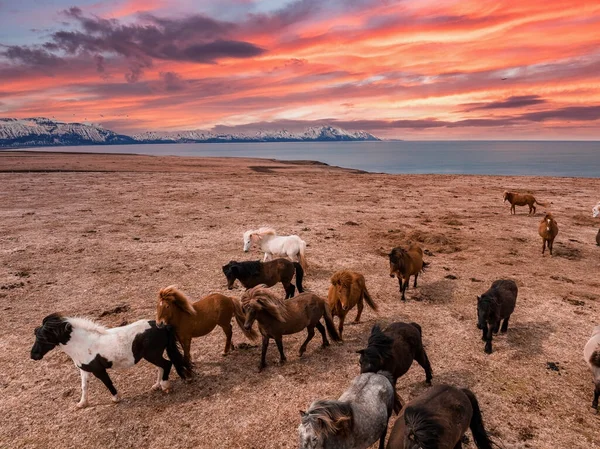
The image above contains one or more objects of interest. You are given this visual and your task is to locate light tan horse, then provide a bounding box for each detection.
[328,270,378,338]
[156,285,258,361]
[503,191,548,215]
[389,244,429,301]
[538,212,559,255]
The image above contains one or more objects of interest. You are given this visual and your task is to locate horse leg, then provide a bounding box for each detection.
[542,239,546,254]
[284,282,295,299]
[415,348,433,385]
[500,316,510,333]
[299,327,315,357]
[92,368,120,403]
[142,351,173,393]
[549,239,553,256]
[77,369,90,408]
[397,277,403,300]
[220,321,234,355]
[316,322,329,347]
[259,335,269,371]
[181,337,192,363]
[492,319,500,334]
[275,336,287,364]
[484,324,493,354]
[592,382,599,410]
[337,313,346,340]
[414,272,419,288]
[354,296,364,323]
[401,277,409,301]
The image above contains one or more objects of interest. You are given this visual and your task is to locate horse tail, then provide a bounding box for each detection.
[323,303,342,342]
[362,285,378,311]
[462,388,494,449]
[293,262,305,293]
[231,297,259,342]
[165,325,194,379]
[535,199,549,207]
[421,261,430,272]
[298,240,308,272]
[590,350,600,367]
[409,322,422,336]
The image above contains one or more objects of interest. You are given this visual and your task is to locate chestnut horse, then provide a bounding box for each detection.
[156,285,258,361]
[328,270,378,338]
[389,244,429,301]
[241,285,341,371]
[538,212,559,255]
[503,191,548,215]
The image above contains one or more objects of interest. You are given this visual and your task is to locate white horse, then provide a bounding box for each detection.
[584,325,600,411]
[243,227,307,270]
[593,202,600,218]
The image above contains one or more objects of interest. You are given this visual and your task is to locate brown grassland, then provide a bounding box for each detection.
[1,151,599,448]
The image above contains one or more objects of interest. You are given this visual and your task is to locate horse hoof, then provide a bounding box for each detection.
[484,347,492,355]
[111,395,121,404]
[151,383,161,391]
[76,401,88,409]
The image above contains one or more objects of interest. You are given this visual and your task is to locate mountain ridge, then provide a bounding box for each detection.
[0,118,379,148]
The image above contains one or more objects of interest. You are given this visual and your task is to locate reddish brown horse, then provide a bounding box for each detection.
[156,285,258,361]
[538,212,559,255]
[503,191,548,215]
[328,270,378,338]
[241,285,341,371]
[389,244,428,301]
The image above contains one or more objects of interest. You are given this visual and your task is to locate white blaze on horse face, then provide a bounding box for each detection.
[593,204,600,218]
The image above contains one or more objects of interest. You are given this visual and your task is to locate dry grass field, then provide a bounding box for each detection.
[1,151,599,448]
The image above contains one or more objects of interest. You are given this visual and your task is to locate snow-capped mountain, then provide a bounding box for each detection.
[0,117,134,148]
[0,118,379,148]
[132,125,379,143]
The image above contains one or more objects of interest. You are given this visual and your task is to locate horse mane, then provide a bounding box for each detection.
[255,227,277,236]
[159,285,197,315]
[234,260,263,278]
[67,316,108,334]
[331,270,353,287]
[403,405,446,449]
[241,285,288,322]
[302,400,354,437]
[362,324,394,363]
[388,247,406,267]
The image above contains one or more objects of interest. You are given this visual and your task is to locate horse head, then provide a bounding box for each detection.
[593,203,600,218]
[222,261,238,289]
[241,285,287,329]
[476,295,495,329]
[357,325,392,374]
[157,285,196,325]
[31,313,72,360]
[298,401,353,449]
[388,248,405,278]
[503,191,509,202]
[331,271,352,311]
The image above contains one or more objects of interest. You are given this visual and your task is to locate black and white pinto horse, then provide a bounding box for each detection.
[31,313,193,408]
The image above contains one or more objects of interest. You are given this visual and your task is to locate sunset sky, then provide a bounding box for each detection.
[1,0,599,139]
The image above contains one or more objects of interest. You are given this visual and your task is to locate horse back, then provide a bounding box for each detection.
[406,245,424,274]
[488,280,517,316]
[188,293,235,333]
[384,323,423,376]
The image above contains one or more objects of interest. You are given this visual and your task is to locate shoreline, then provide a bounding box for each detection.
[1,149,599,179]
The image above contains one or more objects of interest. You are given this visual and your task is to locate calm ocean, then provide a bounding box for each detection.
[25,140,600,177]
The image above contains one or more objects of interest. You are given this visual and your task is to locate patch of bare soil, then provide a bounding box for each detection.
[1,151,600,449]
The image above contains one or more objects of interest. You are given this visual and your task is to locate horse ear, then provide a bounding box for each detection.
[356,349,365,355]
[299,410,307,417]
[64,322,72,332]
[477,295,481,302]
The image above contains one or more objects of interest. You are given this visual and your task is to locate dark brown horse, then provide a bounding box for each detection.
[222,258,304,299]
[386,384,493,449]
[538,212,559,255]
[477,279,517,354]
[503,191,548,215]
[358,322,432,386]
[156,285,258,361]
[389,244,428,301]
[241,285,341,371]
[328,270,378,338]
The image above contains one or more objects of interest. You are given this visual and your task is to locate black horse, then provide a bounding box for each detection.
[477,279,518,354]
[358,322,432,386]
[386,384,494,449]
[222,258,304,299]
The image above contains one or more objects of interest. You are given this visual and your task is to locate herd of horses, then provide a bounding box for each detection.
[30,193,600,448]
